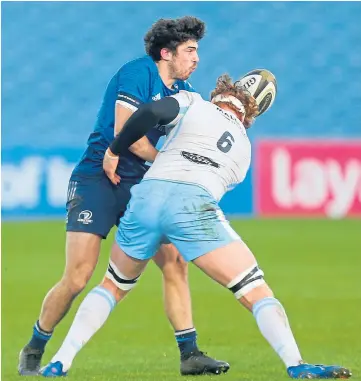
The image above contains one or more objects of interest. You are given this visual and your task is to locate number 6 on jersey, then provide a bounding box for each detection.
[217,131,235,153]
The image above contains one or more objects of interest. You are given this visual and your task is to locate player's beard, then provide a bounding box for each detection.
[168,60,192,81]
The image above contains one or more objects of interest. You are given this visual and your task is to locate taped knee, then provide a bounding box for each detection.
[105,260,141,291]
[227,265,265,299]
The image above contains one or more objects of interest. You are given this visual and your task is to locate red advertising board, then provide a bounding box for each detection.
[255,140,361,217]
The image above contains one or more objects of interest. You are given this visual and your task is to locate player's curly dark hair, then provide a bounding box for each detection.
[211,74,259,128]
[144,16,205,61]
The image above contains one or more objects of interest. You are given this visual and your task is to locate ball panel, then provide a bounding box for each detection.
[258,92,274,115]
[237,69,277,116]
[256,82,276,114]
[240,74,263,97]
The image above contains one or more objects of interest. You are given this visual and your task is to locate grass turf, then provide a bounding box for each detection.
[2,219,361,380]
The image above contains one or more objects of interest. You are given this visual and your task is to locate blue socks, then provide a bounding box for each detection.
[27,320,53,352]
[175,328,199,359]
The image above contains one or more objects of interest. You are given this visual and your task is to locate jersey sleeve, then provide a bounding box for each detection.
[164,91,201,129]
[116,60,151,112]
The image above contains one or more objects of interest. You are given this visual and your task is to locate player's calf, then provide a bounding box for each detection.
[40,252,146,375]
[227,268,351,379]
[18,233,101,376]
[194,243,304,373]
[227,267,304,371]
[155,244,230,374]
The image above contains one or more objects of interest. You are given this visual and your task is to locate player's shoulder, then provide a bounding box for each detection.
[118,55,157,76]
[172,90,203,107]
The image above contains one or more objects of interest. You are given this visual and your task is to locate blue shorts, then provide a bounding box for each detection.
[116,179,241,262]
[66,173,138,239]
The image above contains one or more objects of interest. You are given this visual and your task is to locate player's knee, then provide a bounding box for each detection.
[104,260,141,293]
[62,274,89,295]
[62,263,94,295]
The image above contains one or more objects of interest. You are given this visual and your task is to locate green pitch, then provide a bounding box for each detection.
[2,219,361,380]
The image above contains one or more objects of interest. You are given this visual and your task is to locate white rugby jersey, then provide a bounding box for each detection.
[144,91,251,201]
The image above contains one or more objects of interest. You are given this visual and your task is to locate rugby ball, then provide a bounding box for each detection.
[236,69,277,116]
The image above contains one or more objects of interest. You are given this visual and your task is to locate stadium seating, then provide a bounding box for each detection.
[2,1,361,150]
[2,2,360,219]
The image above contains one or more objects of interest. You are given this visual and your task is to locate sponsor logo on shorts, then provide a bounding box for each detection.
[77,210,93,224]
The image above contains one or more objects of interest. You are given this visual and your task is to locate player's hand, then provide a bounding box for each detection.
[103,148,121,185]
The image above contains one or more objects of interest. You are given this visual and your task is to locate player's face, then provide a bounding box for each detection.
[170,40,199,80]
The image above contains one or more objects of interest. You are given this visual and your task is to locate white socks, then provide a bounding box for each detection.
[253,297,302,368]
[51,286,116,371]
[50,290,301,371]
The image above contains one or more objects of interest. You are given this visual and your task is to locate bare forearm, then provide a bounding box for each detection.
[129,136,158,163]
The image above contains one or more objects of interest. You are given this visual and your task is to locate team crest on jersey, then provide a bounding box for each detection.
[181,151,220,168]
[77,210,93,224]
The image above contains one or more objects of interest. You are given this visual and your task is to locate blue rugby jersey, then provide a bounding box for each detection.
[72,55,194,180]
